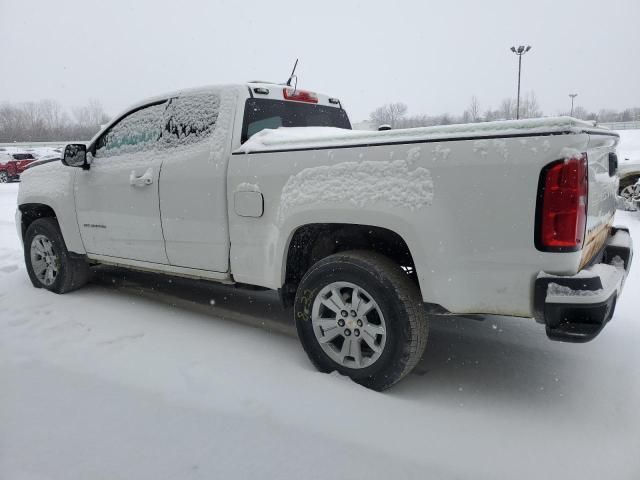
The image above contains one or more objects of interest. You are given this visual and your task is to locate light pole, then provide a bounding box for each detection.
[510,45,532,120]
[569,93,578,117]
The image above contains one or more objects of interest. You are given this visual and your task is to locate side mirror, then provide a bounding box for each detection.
[62,144,88,169]
[378,124,392,131]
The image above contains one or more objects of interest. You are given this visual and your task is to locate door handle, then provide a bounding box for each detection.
[129,168,154,187]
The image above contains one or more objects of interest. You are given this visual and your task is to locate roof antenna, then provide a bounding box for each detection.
[286,58,299,89]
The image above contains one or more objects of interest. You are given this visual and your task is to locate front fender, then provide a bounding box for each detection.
[17,163,85,254]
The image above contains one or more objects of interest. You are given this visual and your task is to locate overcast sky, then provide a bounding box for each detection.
[1,0,639,121]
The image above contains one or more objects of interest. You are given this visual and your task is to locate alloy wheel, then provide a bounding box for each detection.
[30,234,59,286]
[311,281,387,369]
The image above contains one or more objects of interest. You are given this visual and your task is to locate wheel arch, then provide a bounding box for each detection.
[280,223,420,307]
[18,201,85,254]
[19,203,57,239]
[619,171,640,189]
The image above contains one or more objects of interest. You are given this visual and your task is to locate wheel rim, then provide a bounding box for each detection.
[0,172,7,183]
[620,184,640,201]
[311,281,387,369]
[30,234,59,286]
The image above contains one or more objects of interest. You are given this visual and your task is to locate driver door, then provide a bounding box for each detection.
[74,101,169,264]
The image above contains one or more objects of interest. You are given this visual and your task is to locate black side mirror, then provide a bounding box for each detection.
[62,144,88,169]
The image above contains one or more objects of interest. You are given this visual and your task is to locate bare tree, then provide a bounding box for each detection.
[519,91,542,118]
[72,99,109,128]
[465,95,481,122]
[572,106,588,119]
[370,102,408,128]
[39,99,69,132]
[0,99,110,142]
[499,98,514,120]
[483,109,500,122]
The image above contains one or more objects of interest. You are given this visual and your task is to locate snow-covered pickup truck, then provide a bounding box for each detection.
[16,82,633,390]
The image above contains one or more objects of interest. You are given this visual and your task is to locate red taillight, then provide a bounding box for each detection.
[282,88,318,103]
[536,154,588,251]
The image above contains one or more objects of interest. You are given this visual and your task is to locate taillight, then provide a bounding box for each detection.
[535,154,588,251]
[283,88,318,103]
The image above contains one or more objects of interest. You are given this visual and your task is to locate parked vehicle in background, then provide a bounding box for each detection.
[15,83,633,390]
[617,129,640,208]
[0,152,36,182]
[23,156,61,171]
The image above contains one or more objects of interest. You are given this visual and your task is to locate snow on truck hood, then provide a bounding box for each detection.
[236,116,612,153]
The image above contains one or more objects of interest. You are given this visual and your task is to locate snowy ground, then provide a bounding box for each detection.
[1,182,639,480]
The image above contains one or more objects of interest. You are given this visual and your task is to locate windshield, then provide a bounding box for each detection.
[12,153,35,160]
[241,98,351,144]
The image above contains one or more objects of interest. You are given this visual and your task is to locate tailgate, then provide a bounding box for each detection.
[581,132,619,267]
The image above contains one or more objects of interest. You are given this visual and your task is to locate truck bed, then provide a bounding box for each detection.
[236,116,611,153]
[230,117,620,319]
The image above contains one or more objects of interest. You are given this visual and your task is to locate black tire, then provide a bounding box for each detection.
[294,250,428,391]
[24,218,91,293]
[0,171,8,183]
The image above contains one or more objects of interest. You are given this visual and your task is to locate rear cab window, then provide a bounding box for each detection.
[241,98,351,144]
[160,93,220,149]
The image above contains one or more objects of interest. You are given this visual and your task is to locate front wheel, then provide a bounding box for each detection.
[24,218,91,293]
[294,250,428,391]
[0,171,8,183]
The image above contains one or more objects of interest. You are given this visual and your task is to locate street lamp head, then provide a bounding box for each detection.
[517,45,525,53]
[525,45,532,52]
[511,46,517,53]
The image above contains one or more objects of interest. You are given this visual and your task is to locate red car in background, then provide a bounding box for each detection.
[0,153,36,182]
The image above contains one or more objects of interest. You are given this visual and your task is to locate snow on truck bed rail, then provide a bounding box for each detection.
[236,116,610,153]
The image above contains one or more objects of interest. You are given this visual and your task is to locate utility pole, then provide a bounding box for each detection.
[510,45,532,120]
[569,93,578,117]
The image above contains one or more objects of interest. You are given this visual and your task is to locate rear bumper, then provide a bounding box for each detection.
[534,226,633,343]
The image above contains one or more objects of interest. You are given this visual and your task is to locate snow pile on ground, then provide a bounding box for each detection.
[237,116,600,153]
[1,183,640,479]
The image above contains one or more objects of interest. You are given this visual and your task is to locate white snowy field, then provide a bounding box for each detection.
[1,182,639,480]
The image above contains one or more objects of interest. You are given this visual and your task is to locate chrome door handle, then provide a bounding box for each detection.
[129,168,153,187]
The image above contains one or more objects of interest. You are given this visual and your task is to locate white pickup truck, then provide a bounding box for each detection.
[16,82,633,390]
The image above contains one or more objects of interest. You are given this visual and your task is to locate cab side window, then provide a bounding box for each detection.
[160,93,220,148]
[95,102,167,159]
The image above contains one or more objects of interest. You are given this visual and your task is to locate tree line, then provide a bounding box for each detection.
[370,92,640,129]
[0,99,111,142]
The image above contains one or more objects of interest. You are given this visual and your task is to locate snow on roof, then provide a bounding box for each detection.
[236,117,612,153]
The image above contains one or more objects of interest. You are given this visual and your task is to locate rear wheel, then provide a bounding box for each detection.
[0,171,8,183]
[620,178,640,201]
[24,218,91,293]
[294,250,428,391]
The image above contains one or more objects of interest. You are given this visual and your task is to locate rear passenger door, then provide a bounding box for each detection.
[75,101,169,264]
[158,90,231,272]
